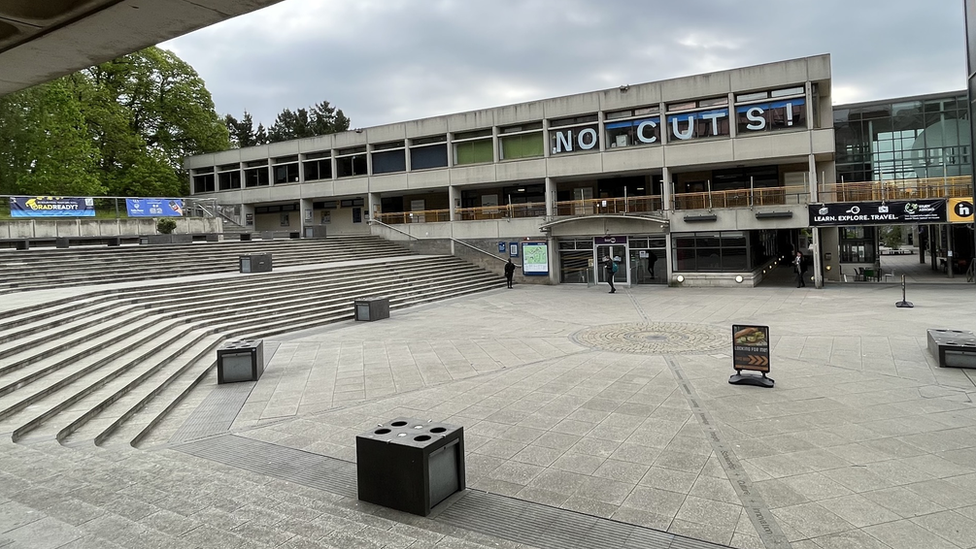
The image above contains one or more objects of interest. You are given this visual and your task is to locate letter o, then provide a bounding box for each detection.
[577,128,597,150]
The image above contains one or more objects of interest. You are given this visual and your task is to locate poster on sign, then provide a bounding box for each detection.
[730,324,774,388]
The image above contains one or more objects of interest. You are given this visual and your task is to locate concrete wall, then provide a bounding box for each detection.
[0,217,221,238]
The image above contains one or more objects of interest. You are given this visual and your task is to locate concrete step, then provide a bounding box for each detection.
[2,255,503,448]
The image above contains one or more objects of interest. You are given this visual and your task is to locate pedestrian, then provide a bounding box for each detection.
[647,250,657,279]
[504,259,515,289]
[794,251,807,287]
[604,255,617,293]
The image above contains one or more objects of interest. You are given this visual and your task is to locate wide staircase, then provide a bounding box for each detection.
[0,249,506,450]
[0,235,411,293]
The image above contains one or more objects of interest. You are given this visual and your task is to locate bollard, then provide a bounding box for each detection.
[895,274,914,308]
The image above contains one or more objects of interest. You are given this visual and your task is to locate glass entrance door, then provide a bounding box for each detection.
[596,245,627,285]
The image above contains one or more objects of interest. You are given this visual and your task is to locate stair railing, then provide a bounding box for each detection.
[369,219,517,267]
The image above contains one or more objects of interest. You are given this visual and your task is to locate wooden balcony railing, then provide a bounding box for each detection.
[821,176,972,202]
[672,185,809,210]
[455,202,547,221]
[554,196,663,216]
[373,209,450,224]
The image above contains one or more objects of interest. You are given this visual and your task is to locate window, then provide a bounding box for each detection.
[303,152,332,181]
[499,123,543,160]
[372,141,406,174]
[244,167,269,187]
[193,173,215,193]
[550,115,600,155]
[671,231,750,272]
[336,146,367,178]
[273,163,300,184]
[453,129,493,165]
[605,117,661,148]
[840,226,876,263]
[410,135,448,170]
[218,170,241,190]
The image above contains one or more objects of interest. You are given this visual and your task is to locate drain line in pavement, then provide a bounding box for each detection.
[664,355,792,549]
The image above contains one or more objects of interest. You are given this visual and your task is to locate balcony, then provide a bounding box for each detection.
[554,196,663,216]
[821,176,972,203]
[671,185,809,211]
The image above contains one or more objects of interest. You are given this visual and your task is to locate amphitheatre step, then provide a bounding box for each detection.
[1,253,504,447]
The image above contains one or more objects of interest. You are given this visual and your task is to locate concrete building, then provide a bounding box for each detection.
[187,54,835,287]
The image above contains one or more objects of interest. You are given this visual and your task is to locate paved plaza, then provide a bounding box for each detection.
[2,271,976,549]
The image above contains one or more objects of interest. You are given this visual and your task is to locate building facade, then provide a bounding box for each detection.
[187,55,836,286]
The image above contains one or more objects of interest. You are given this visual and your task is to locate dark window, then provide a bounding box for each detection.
[352,207,362,223]
[273,163,300,184]
[218,171,241,190]
[336,154,367,177]
[372,149,406,174]
[303,159,332,181]
[671,231,751,272]
[244,167,269,187]
[193,174,215,193]
[410,144,448,169]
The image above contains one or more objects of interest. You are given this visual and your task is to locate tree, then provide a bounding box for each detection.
[0,46,229,198]
[227,100,349,146]
[881,225,904,249]
[0,78,104,196]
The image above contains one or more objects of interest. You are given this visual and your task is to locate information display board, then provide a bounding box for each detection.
[521,242,549,276]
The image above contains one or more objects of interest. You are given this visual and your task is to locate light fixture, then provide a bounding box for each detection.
[676,275,684,283]
[735,275,744,283]
[517,188,525,192]
[825,265,832,271]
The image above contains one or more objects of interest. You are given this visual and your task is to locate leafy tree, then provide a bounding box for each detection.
[0,79,103,196]
[226,111,263,147]
[881,225,904,249]
[226,100,349,146]
[0,46,228,198]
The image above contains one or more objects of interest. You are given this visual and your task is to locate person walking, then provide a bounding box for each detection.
[504,259,515,289]
[604,255,617,293]
[794,251,807,287]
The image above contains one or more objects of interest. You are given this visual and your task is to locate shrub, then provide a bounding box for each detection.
[156,218,177,234]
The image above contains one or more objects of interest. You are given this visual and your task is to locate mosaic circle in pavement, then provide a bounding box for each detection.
[571,322,729,354]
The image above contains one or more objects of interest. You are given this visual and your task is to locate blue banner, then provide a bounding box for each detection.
[125,198,184,217]
[10,196,95,217]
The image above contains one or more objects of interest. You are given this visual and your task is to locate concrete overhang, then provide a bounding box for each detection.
[0,0,286,96]
[539,214,670,231]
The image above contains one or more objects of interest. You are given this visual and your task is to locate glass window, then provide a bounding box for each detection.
[273,163,299,184]
[605,117,660,148]
[244,167,269,187]
[336,154,367,177]
[500,133,544,160]
[218,171,241,190]
[372,149,406,174]
[668,109,730,141]
[410,144,448,170]
[454,139,493,165]
[671,231,752,272]
[303,159,332,181]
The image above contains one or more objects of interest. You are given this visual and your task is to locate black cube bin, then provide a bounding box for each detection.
[217,339,265,383]
[356,417,465,516]
[927,329,976,368]
[239,253,272,273]
[355,298,390,321]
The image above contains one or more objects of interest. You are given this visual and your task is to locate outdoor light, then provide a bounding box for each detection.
[676,275,685,283]
[735,275,744,283]
[825,265,832,271]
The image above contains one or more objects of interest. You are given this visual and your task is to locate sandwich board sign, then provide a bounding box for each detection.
[730,324,773,387]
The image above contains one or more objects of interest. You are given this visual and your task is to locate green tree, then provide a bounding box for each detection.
[260,100,350,144]
[0,46,229,198]
[0,79,104,196]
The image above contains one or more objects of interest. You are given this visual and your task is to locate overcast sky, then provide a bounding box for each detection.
[163,0,968,130]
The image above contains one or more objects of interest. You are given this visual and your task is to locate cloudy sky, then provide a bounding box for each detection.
[163,0,968,130]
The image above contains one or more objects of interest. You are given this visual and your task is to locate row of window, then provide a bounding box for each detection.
[192,86,812,193]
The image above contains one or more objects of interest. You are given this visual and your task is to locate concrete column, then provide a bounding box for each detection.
[662,166,672,212]
[300,198,312,236]
[448,186,459,222]
[812,227,823,289]
[808,154,819,203]
[367,193,380,223]
[545,177,555,217]
[404,139,412,172]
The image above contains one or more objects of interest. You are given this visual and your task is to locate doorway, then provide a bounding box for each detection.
[596,244,627,285]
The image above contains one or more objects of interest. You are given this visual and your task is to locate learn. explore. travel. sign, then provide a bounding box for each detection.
[808,199,946,226]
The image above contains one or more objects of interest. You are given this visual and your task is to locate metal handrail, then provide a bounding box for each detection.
[554,196,662,216]
[369,218,517,267]
[672,185,809,210]
[821,176,972,202]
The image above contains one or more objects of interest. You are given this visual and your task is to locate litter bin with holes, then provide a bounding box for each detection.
[356,417,465,516]
[216,339,265,383]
